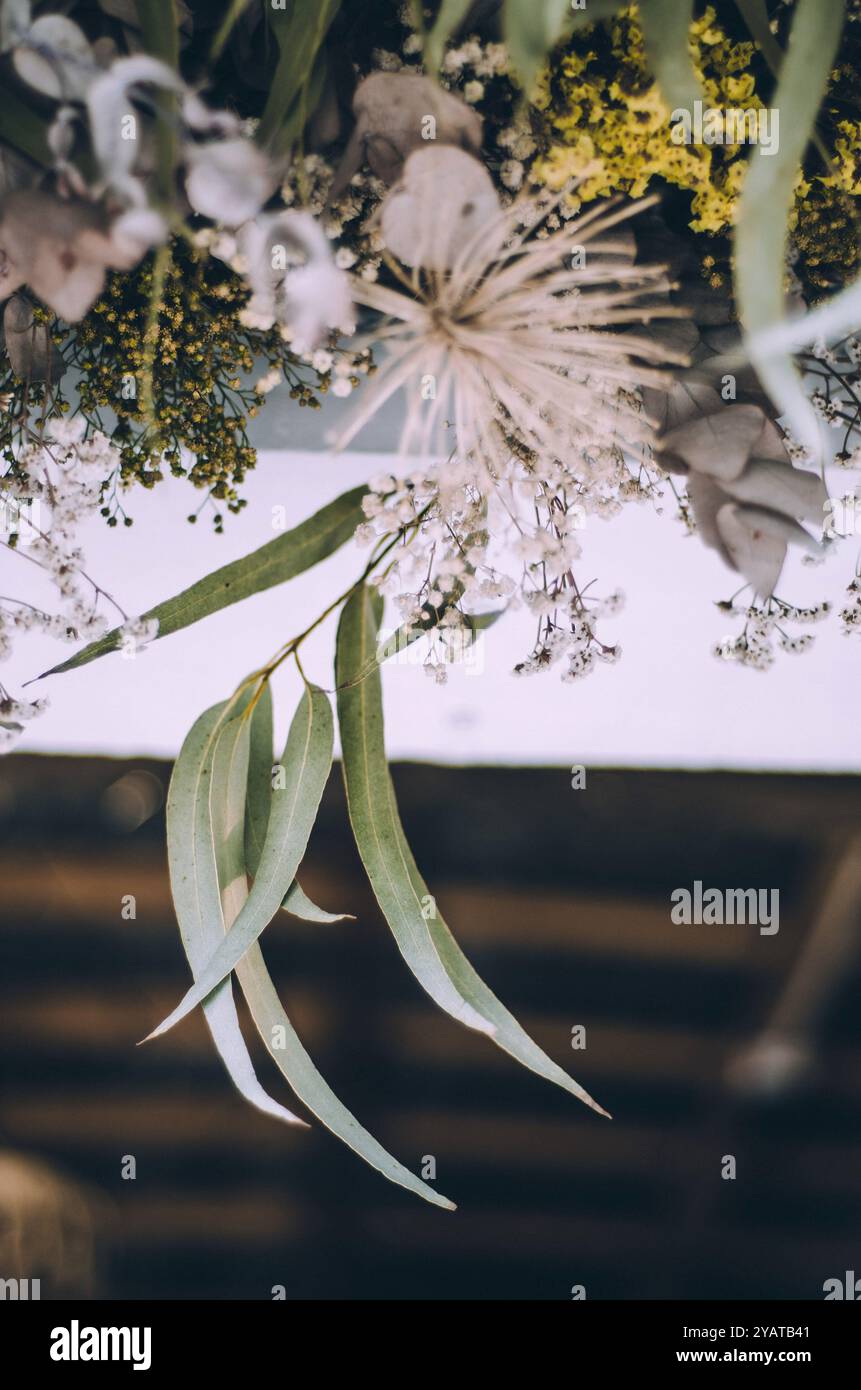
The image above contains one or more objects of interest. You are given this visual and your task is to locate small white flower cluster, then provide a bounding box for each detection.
[516,590,623,683]
[713,598,830,670]
[117,615,159,657]
[839,577,861,635]
[802,336,861,461]
[0,415,120,672]
[811,391,844,426]
[441,39,509,80]
[279,153,387,284]
[0,692,48,752]
[356,452,630,685]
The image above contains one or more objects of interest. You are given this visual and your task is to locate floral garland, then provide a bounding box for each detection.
[1,0,860,1206]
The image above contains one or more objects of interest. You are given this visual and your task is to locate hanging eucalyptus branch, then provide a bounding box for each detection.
[4,0,861,1201]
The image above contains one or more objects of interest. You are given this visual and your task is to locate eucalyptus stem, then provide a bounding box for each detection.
[258,501,435,683]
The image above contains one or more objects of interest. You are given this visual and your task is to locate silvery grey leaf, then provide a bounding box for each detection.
[687,472,735,568]
[726,458,827,525]
[644,375,722,439]
[659,402,766,481]
[715,502,788,596]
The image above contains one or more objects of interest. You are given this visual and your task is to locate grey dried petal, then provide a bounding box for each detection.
[715,502,788,596]
[647,319,700,358]
[380,146,498,270]
[643,375,722,441]
[715,503,822,597]
[3,293,65,383]
[724,459,827,527]
[687,473,735,568]
[658,402,766,481]
[750,413,790,464]
[330,72,483,201]
[675,278,735,325]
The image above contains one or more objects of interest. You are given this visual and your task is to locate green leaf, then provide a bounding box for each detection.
[165,695,305,1127]
[281,879,351,924]
[504,0,619,94]
[336,585,609,1116]
[209,0,255,63]
[147,682,334,1039]
[42,485,368,677]
[638,0,702,114]
[257,0,341,153]
[210,682,455,1210]
[0,87,51,167]
[135,0,179,200]
[734,0,787,78]
[135,0,179,65]
[734,0,845,457]
[246,681,353,924]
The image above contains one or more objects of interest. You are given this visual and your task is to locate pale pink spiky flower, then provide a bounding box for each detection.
[337,151,687,480]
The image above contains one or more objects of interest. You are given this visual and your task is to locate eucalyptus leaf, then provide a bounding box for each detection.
[257,0,340,153]
[165,697,305,1127]
[735,0,786,78]
[734,0,845,457]
[336,586,608,1116]
[747,272,861,360]
[148,683,334,1040]
[42,485,368,677]
[246,682,353,924]
[503,0,618,94]
[638,0,702,114]
[0,87,52,167]
[212,690,454,1210]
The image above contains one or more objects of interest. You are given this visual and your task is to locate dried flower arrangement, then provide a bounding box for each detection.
[1,0,859,1207]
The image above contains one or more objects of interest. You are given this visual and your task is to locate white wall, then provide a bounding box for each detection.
[3,447,858,770]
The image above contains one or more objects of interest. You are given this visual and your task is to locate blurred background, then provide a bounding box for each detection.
[1,751,860,1300]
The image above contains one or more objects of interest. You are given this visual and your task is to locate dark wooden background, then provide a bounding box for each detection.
[1,755,860,1300]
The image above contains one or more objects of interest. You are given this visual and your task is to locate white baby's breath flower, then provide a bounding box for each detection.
[500,159,524,191]
[117,614,159,655]
[254,367,282,395]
